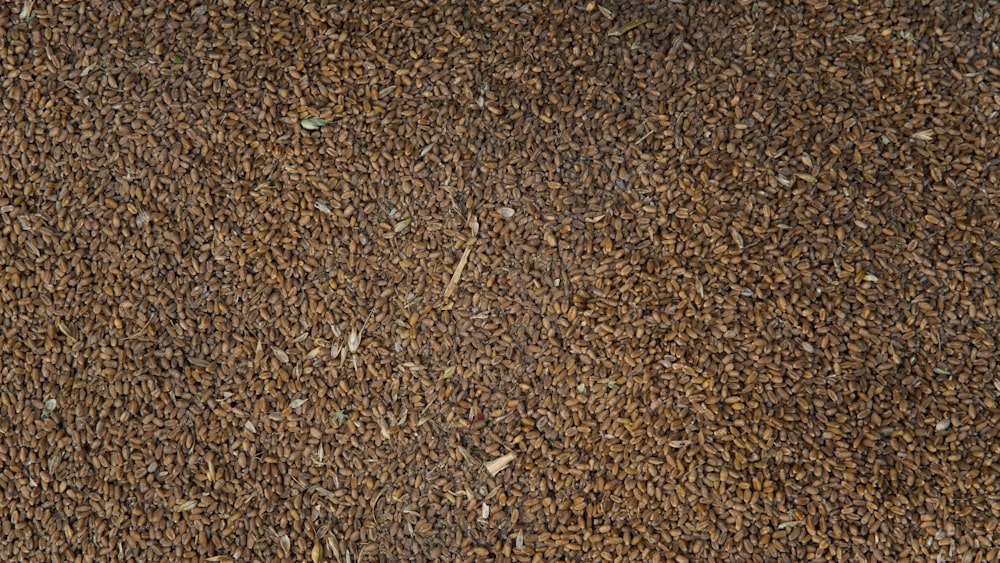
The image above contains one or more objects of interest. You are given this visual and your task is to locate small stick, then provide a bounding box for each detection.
[361,13,401,39]
[443,245,473,299]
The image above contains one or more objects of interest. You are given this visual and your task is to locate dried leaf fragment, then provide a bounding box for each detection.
[347,310,374,354]
[290,399,307,409]
[272,347,290,364]
[19,0,35,21]
[668,440,692,448]
[457,445,477,465]
[485,452,516,476]
[57,321,79,342]
[312,538,324,563]
[393,218,412,233]
[911,130,934,141]
[731,228,744,250]
[794,172,817,183]
[609,18,647,36]
[300,116,329,130]
[80,62,99,77]
[439,365,457,380]
[777,520,803,530]
[314,200,333,215]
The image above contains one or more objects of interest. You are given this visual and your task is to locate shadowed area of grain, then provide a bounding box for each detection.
[2,1,999,561]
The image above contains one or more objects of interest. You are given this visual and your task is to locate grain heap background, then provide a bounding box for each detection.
[2,0,1000,561]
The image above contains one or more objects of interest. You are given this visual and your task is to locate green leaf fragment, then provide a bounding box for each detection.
[300,116,329,130]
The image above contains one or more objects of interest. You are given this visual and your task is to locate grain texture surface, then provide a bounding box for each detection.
[2,1,999,561]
